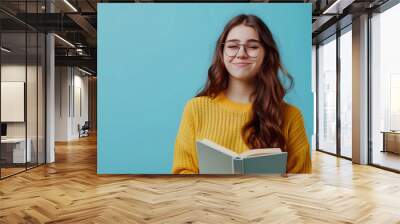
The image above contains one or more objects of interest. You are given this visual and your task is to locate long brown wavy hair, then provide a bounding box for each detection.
[196,14,294,151]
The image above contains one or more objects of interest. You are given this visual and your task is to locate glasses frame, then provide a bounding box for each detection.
[221,42,262,58]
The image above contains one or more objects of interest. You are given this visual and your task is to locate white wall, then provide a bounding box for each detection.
[55,66,70,141]
[55,67,89,141]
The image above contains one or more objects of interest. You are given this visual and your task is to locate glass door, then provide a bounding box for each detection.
[339,27,352,159]
[317,35,337,155]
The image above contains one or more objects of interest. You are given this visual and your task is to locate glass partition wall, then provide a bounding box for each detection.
[316,26,353,159]
[339,27,352,159]
[370,3,400,172]
[317,35,337,155]
[0,2,46,179]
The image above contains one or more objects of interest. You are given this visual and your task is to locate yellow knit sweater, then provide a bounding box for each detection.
[172,92,312,174]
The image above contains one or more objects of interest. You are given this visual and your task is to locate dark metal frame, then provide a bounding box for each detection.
[367,10,373,166]
[336,25,341,159]
[44,0,47,166]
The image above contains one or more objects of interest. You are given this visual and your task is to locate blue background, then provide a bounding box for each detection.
[98,3,312,174]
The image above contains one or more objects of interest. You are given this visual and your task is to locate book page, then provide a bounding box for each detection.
[239,148,282,158]
[198,139,239,158]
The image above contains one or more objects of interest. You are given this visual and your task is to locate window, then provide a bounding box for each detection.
[339,28,352,158]
[317,36,337,155]
[370,2,400,171]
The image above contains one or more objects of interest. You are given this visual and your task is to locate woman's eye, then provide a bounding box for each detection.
[248,46,259,49]
[227,46,239,49]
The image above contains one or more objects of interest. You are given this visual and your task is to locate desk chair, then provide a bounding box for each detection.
[78,121,90,138]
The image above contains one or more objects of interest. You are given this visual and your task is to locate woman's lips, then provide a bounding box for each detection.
[232,63,251,68]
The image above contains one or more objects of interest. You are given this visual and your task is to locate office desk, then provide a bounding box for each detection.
[381,131,400,154]
[1,138,32,163]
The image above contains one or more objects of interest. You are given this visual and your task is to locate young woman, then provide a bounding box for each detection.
[172,14,311,174]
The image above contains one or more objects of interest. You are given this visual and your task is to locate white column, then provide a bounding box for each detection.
[46,33,55,163]
[352,14,369,164]
[46,1,55,163]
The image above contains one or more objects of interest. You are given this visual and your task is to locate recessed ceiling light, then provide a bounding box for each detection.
[322,0,353,15]
[54,34,75,48]
[1,47,11,53]
[78,67,93,76]
[63,0,78,12]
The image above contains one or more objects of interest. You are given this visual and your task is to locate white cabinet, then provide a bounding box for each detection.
[1,138,32,163]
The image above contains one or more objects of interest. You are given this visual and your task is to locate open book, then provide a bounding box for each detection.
[196,139,287,174]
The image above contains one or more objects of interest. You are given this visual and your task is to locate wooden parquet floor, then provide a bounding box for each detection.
[1,134,400,224]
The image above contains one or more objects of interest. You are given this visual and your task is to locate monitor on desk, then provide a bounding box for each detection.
[1,123,7,138]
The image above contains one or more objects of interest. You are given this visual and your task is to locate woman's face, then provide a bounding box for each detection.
[222,24,265,82]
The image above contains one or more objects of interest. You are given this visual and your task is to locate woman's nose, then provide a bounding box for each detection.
[236,45,248,58]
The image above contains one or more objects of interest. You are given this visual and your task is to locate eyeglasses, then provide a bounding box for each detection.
[222,42,262,58]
